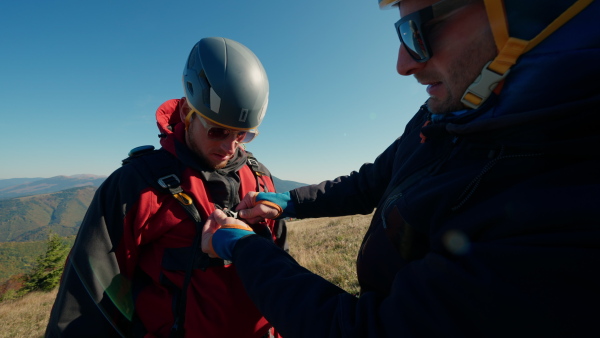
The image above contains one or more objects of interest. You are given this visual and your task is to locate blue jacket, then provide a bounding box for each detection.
[228,2,600,337]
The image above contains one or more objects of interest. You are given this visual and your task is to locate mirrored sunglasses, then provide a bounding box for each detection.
[394,0,473,62]
[194,112,258,144]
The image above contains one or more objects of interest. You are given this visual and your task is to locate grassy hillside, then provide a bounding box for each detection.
[0,213,373,337]
[0,237,76,283]
[286,213,372,294]
[0,289,57,338]
[0,186,95,242]
[0,242,47,283]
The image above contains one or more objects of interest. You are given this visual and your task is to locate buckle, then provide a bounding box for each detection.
[215,204,239,219]
[158,174,181,189]
[461,61,510,109]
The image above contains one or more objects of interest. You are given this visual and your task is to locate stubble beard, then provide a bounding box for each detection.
[426,30,497,114]
[185,130,229,170]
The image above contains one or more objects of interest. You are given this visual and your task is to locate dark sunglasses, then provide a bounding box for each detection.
[193,112,258,143]
[394,0,474,62]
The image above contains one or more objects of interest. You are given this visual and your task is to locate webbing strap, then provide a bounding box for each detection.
[158,173,203,338]
[247,156,270,193]
[158,174,200,220]
[462,0,593,109]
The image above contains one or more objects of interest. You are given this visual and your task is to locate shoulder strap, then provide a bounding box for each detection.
[123,146,201,338]
[245,154,273,193]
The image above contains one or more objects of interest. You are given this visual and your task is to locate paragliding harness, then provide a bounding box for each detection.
[122,145,280,338]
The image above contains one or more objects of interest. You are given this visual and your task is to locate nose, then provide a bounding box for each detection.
[220,135,239,154]
[396,45,424,76]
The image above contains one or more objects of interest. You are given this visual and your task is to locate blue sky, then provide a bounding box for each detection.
[0,0,428,185]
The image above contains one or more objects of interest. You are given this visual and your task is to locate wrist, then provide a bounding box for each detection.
[256,191,296,219]
[212,228,253,261]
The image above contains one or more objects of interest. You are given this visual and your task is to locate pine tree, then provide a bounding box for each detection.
[21,233,69,293]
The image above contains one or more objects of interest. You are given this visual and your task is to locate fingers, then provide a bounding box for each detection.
[201,209,255,259]
[239,202,282,221]
[212,209,251,229]
[236,191,259,211]
[237,205,271,223]
[201,211,221,258]
[212,208,230,225]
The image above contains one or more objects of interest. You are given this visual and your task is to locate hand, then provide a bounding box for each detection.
[236,192,283,224]
[202,209,255,260]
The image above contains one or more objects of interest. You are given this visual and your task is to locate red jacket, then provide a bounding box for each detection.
[46,99,285,337]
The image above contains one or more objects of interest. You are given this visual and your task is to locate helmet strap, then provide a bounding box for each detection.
[461,0,593,109]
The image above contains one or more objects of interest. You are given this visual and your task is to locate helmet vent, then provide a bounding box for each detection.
[186,82,194,96]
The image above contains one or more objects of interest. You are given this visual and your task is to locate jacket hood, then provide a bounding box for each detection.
[459,0,597,109]
[492,0,599,116]
[446,0,599,128]
[435,1,600,159]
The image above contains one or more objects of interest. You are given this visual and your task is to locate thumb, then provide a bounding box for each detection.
[201,211,223,258]
[212,208,229,225]
[236,191,259,211]
[238,205,263,220]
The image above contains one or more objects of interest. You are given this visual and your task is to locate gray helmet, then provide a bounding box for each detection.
[182,37,269,130]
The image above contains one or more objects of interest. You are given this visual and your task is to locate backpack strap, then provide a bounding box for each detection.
[158,174,203,338]
[123,146,202,338]
[246,154,271,193]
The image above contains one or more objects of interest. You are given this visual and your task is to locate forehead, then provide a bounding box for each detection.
[398,0,439,16]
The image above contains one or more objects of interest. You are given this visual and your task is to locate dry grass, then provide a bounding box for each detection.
[0,288,57,338]
[0,214,372,335]
[286,213,372,295]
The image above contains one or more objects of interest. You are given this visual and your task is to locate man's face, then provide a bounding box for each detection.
[396,0,497,114]
[185,114,240,170]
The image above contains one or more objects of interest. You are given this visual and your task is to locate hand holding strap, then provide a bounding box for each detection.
[237,192,295,222]
[203,209,255,260]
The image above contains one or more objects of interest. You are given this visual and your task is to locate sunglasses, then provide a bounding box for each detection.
[191,111,258,144]
[394,0,474,62]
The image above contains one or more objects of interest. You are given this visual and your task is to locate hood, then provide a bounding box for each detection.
[459,0,597,109]
[437,1,600,158]
[445,0,599,126]
[490,0,599,116]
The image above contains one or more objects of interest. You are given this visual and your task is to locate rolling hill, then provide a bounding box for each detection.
[0,175,106,200]
[0,186,96,242]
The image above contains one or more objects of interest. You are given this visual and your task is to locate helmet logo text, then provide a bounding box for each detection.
[239,109,249,122]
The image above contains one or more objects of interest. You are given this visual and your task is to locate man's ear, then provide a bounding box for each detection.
[179,97,188,122]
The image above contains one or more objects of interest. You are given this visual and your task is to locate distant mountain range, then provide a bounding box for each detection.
[0,175,106,200]
[0,174,306,201]
[0,175,307,242]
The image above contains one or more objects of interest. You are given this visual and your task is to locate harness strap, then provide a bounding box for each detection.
[156,172,203,336]
[247,155,270,193]
[158,173,203,338]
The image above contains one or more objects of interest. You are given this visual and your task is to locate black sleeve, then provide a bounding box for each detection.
[232,233,599,338]
[45,168,141,337]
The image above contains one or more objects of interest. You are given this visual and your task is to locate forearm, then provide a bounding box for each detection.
[291,167,382,219]
[232,235,357,338]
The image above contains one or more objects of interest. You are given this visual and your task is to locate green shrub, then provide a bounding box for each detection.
[20,234,69,293]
